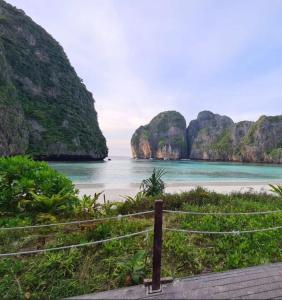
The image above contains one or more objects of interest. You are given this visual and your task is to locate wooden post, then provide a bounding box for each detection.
[152,199,163,292]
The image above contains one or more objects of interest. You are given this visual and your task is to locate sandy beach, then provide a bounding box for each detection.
[75,181,279,202]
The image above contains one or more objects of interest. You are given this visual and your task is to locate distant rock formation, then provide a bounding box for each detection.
[132,110,282,163]
[187,112,282,163]
[239,116,282,163]
[131,111,187,160]
[0,0,107,160]
[187,111,235,161]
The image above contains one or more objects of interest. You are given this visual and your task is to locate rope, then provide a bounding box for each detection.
[0,211,154,231]
[0,229,152,257]
[164,209,282,216]
[164,226,282,235]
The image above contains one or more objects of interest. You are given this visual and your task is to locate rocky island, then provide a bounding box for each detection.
[0,0,107,160]
[131,111,187,160]
[132,110,282,164]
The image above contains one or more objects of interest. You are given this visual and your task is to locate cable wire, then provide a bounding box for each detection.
[164,226,282,235]
[164,209,282,216]
[0,211,154,231]
[0,229,152,257]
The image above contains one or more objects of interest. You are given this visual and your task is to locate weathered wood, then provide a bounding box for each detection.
[144,277,173,287]
[151,199,163,292]
[216,279,282,299]
[68,263,282,299]
[181,270,281,291]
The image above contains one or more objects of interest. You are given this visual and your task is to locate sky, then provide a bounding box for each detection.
[7,0,282,156]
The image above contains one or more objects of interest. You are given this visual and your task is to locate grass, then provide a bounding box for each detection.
[1,188,282,299]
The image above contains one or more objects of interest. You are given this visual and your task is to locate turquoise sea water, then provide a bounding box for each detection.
[49,157,282,187]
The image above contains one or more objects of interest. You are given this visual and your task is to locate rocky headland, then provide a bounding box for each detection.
[131,111,187,160]
[132,110,282,163]
[0,0,107,160]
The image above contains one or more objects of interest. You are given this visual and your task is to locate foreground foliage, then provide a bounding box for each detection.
[0,156,79,214]
[1,157,282,299]
[269,183,282,197]
[1,186,282,299]
[140,168,166,196]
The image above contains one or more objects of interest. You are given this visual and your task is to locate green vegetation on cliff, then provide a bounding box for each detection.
[0,0,107,160]
[131,111,187,160]
[133,110,282,163]
[211,129,233,154]
[240,115,282,163]
[149,111,186,133]
[187,111,282,163]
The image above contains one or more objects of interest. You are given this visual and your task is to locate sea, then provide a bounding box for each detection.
[49,156,282,190]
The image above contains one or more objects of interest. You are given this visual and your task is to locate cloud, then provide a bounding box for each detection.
[7,0,282,155]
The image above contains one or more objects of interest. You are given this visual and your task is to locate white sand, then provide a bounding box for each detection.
[75,181,279,203]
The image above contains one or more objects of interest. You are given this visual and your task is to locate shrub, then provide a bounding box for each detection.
[0,156,79,213]
[269,184,282,197]
[114,250,146,286]
[76,192,103,217]
[140,168,166,197]
[1,187,282,299]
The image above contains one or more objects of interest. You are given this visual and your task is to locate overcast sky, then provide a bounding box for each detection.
[7,0,282,156]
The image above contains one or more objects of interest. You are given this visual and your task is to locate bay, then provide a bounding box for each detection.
[49,157,282,192]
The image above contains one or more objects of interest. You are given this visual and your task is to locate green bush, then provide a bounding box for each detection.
[140,168,166,197]
[269,184,282,197]
[119,187,225,214]
[0,156,79,213]
[114,250,146,286]
[119,186,282,215]
[1,187,282,299]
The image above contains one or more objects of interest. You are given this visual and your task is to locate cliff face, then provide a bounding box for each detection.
[187,111,234,160]
[239,116,282,163]
[131,111,187,160]
[187,112,282,163]
[132,110,282,163]
[0,0,107,160]
[0,29,29,156]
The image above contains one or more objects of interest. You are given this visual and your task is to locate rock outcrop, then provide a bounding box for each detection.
[187,112,282,163]
[187,111,235,160]
[131,111,187,160]
[132,110,282,163]
[0,0,107,160]
[239,116,282,163]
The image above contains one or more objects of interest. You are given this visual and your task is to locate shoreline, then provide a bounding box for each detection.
[128,157,282,166]
[75,180,280,202]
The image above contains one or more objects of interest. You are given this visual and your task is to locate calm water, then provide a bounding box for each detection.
[49,157,282,188]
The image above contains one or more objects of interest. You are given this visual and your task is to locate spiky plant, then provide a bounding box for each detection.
[78,192,103,215]
[140,168,166,196]
[269,184,282,197]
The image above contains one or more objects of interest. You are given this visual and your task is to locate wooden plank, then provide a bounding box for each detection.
[68,262,282,299]
[144,277,173,287]
[241,285,282,299]
[180,263,282,284]
[215,275,282,296]
[216,278,282,299]
[177,269,281,291]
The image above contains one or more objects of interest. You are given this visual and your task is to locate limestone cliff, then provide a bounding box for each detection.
[131,111,187,160]
[0,0,107,160]
[187,111,282,163]
[239,116,282,163]
[187,111,235,160]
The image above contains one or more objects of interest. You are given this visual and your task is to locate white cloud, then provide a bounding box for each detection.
[7,0,282,156]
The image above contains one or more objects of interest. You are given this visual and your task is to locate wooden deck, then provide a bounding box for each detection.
[68,263,282,299]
